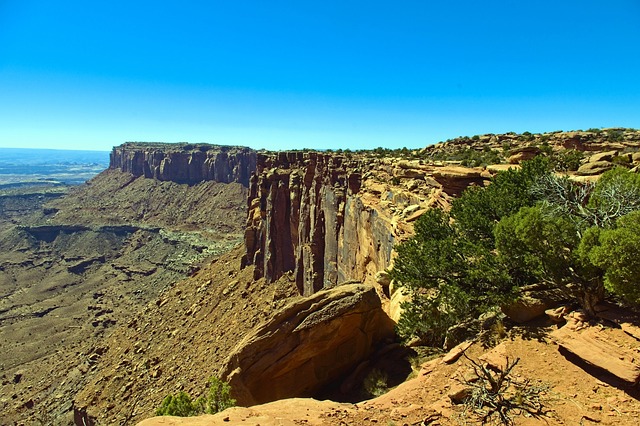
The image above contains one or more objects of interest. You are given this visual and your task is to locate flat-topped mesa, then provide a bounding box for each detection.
[109,142,257,186]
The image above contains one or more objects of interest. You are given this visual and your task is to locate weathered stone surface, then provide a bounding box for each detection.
[243,152,398,295]
[576,160,615,176]
[441,340,474,364]
[588,150,618,163]
[110,143,257,186]
[375,270,392,287]
[220,284,395,405]
[552,319,640,384]
[136,398,346,426]
[596,305,640,341]
[430,166,489,196]
[388,282,407,323]
[502,295,548,323]
[507,146,541,164]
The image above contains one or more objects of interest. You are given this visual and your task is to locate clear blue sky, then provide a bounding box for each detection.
[1,1,639,152]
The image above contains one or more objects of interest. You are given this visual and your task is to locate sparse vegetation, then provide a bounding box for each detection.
[363,369,389,398]
[548,149,584,171]
[607,129,625,142]
[456,356,550,425]
[156,376,236,417]
[156,391,200,417]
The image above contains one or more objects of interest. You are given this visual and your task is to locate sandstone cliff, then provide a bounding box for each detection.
[242,152,481,296]
[109,142,257,186]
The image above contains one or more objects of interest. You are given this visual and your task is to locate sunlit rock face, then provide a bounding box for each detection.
[109,142,257,186]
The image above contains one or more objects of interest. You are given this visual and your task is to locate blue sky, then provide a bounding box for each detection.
[1,1,639,152]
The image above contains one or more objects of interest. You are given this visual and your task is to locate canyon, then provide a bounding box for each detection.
[1,130,640,425]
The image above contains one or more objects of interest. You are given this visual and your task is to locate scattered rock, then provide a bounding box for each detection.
[442,340,474,364]
[552,322,640,384]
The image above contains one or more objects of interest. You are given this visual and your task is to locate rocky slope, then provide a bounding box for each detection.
[0,165,249,425]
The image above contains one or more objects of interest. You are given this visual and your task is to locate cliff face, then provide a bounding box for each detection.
[109,143,257,186]
[242,152,456,296]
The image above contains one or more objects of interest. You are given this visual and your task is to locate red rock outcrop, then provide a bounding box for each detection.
[220,284,395,405]
[109,142,257,186]
[243,152,374,294]
[551,312,640,384]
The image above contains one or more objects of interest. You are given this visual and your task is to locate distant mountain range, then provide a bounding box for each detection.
[0,148,109,187]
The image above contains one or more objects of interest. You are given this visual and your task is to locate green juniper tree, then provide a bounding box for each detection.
[392,159,640,343]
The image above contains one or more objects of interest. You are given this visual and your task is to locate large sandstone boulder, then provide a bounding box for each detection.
[576,160,615,176]
[220,284,395,405]
[430,166,490,196]
[507,146,541,164]
[588,150,618,163]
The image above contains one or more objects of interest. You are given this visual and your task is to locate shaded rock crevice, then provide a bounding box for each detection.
[220,284,395,406]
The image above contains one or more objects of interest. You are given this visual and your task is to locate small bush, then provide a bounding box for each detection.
[363,369,389,398]
[156,392,200,417]
[612,154,632,167]
[607,129,624,142]
[157,377,235,417]
[197,376,236,414]
[549,149,584,171]
[457,356,550,425]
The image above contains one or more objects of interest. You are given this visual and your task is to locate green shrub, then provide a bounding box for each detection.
[157,377,235,417]
[196,376,236,414]
[156,392,200,417]
[612,154,632,167]
[549,149,584,171]
[363,369,388,398]
[580,211,640,305]
[392,158,640,342]
[607,129,624,142]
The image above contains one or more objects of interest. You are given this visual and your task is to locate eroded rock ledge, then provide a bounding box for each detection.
[220,283,395,405]
[109,142,257,186]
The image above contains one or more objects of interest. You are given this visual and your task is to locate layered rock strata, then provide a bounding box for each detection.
[109,142,257,186]
[242,151,487,295]
[243,153,384,295]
